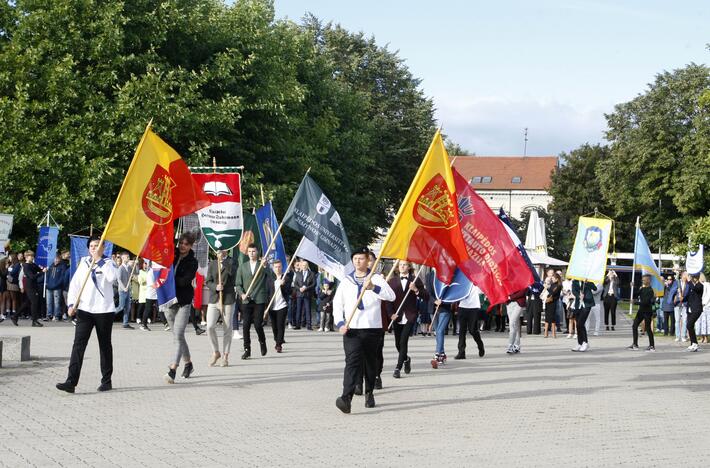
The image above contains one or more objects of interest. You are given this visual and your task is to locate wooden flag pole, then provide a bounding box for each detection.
[68,119,154,317]
[386,263,427,331]
[260,184,266,207]
[428,302,443,333]
[263,237,304,320]
[344,257,399,329]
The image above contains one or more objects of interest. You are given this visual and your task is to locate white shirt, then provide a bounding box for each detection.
[272,277,288,310]
[333,272,395,329]
[459,284,482,309]
[250,261,257,275]
[146,269,158,300]
[399,277,409,324]
[67,256,119,314]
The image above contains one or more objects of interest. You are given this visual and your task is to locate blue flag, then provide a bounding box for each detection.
[498,208,543,293]
[634,224,664,297]
[36,226,59,268]
[69,235,114,277]
[153,264,177,308]
[433,268,473,303]
[256,201,287,268]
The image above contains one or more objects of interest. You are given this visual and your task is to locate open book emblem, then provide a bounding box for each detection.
[203,181,232,196]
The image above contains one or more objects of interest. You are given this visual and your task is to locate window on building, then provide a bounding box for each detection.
[471,176,482,184]
[481,176,492,184]
[511,176,522,184]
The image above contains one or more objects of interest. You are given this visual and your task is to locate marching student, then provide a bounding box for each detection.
[56,237,118,393]
[572,279,596,352]
[334,248,395,414]
[454,283,484,360]
[506,289,527,354]
[627,274,656,351]
[164,232,199,384]
[686,274,705,352]
[266,258,291,353]
[431,299,454,368]
[22,250,44,327]
[387,261,428,378]
[205,250,235,366]
[235,243,271,359]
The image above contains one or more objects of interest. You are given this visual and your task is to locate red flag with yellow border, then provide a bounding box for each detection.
[378,130,468,283]
[103,127,210,266]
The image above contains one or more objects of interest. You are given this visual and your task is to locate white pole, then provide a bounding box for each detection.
[42,210,50,301]
[628,216,639,315]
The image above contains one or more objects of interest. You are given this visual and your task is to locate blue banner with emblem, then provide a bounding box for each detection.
[69,235,114,277]
[256,201,287,268]
[36,226,59,268]
[433,268,473,303]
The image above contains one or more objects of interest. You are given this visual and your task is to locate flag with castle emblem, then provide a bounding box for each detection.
[378,130,468,284]
[103,126,210,266]
[452,168,534,306]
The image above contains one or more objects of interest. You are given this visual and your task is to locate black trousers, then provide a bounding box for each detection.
[342,328,381,397]
[664,311,675,335]
[576,307,591,346]
[633,312,655,347]
[241,301,266,350]
[269,307,287,346]
[377,330,385,377]
[393,321,415,370]
[140,298,156,324]
[457,307,484,355]
[526,299,542,334]
[603,296,617,326]
[687,309,702,345]
[66,310,113,386]
[26,288,40,321]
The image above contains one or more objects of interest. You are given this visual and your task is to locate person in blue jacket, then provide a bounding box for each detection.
[662,274,678,336]
[45,254,67,321]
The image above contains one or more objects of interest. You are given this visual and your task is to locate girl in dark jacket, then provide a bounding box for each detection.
[686,274,705,352]
[544,274,562,338]
[628,275,656,351]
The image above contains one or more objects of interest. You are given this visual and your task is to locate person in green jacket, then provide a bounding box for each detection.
[235,243,273,360]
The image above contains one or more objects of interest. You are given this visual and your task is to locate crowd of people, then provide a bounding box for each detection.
[1,238,709,413]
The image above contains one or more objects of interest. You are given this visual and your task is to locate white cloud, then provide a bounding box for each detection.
[436,96,610,156]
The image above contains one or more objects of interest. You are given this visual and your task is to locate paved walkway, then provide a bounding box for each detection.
[1,312,709,467]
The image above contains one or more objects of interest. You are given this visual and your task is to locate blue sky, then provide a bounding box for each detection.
[275,0,708,156]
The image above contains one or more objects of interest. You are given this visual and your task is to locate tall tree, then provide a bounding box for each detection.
[598,63,710,252]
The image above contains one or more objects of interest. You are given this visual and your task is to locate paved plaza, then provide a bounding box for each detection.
[1,312,709,467]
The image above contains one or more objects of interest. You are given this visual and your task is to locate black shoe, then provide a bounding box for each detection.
[123,324,134,329]
[97,382,112,392]
[164,368,176,384]
[336,396,351,414]
[195,327,205,335]
[404,357,411,374]
[293,326,301,330]
[11,315,19,326]
[365,391,375,408]
[606,326,610,331]
[260,342,267,356]
[32,320,44,327]
[42,317,50,322]
[354,384,363,396]
[181,362,194,378]
[479,345,485,357]
[393,368,401,378]
[241,350,251,360]
[56,382,75,393]
[306,326,313,331]
[611,326,615,331]
[374,376,383,390]
[454,353,466,360]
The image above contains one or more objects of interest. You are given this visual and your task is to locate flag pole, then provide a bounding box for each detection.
[628,216,640,316]
[387,262,426,331]
[260,185,266,207]
[42,210,50,301]
[243,169,311,300]
[428,303,442,333]
[344,256,398,328]
[263,237,304,320]
[68,119,154,316]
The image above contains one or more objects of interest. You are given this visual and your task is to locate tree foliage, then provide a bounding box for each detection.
[0,0,436,252]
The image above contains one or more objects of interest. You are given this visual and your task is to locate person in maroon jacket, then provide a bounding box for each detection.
[388,261,429,378]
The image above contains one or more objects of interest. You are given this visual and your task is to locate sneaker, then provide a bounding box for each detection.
[645,346,656,352]
[0,314,4,323]
[233,330,242,340]
[393,368,401,379]
[200,321,207,326]
[593,331,599,337]
[627,344,639,350]
[42,317,50,322]
[404,357,411,374]
[164,323,170,331]
[571,344,581,352]
[147,318,152,324]
[181,362,194,378]
[335,396,351,414]
[573,334,577,339]
[123,324,134,329]
[317,327,324,332]
[287,324,293,330]
[674,337,680,342]
[687,344,699,352]
[139,324,150,331]
[505,345,514,354]
[611,326,615,331]
[579,342,589,352]
[655,329,661,333]
[566,334,573,339]
[137,318,141,324]
[195,328,205,335]
[682,338,688,342]
[513,345,520,353]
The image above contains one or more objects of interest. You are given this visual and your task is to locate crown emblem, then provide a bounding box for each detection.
[142,166,175,225]
[413,175,457,229]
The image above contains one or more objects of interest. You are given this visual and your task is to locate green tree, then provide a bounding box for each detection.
[598,63,710,252]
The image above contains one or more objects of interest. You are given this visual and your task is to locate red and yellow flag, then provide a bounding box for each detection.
[103,126,210,266]
[379,130,468,283]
